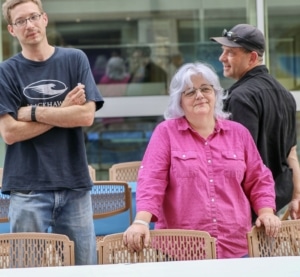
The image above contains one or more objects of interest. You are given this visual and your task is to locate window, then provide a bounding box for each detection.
[2,0,300,173]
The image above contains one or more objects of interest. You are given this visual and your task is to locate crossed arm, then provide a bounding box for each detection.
[0,84,96,145]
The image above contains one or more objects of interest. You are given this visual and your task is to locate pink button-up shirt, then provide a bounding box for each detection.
[136,117,276,258]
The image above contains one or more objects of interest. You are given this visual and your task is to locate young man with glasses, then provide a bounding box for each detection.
[211,24,300,221]
[0,0,104,265]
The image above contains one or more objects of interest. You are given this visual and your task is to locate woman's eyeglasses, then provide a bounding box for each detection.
[183,85,214,98]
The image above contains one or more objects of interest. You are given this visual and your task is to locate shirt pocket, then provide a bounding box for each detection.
[222,150,245,181]
[171,151,199,178]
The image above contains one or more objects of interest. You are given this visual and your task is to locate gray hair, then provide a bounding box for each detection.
[164,62,230,120]
[106,57,128,81]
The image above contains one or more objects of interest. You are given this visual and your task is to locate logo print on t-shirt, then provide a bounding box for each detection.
[24,80,68,100]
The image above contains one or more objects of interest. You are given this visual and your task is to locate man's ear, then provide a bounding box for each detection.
[42,12,49,27]
[7,24,16,37]
[249,51,259,64]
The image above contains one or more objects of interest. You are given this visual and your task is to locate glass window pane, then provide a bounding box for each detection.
[267,0,300,90]
[84,116,163,179]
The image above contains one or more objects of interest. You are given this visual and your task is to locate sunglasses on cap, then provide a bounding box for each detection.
[222,29,262,50]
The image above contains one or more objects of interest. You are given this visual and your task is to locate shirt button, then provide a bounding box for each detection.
[205,142,208,145]
[182,154,186,159]
[209,179,213,183]
[233,154,237,158]
[211,198,214,202]
[208,160,211,163]
[213,219,217,223]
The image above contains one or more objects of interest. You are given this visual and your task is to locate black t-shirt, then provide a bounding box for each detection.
[224,65,296,211]
[0,47,104,194]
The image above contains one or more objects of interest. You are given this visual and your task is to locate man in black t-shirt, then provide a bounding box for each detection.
[0,0,104,265]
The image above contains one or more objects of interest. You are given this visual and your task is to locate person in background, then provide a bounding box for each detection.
[92,54,108,84]
[211,24,300,220]
[168,52,185,84]
[123,62,281,259]
[99,56,130,84]
[170,53,184,74]
[129,46,167,84]
[0,0,104,265]
[99,56,128,122]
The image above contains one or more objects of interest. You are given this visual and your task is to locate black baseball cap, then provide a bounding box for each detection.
[210,24,265,56]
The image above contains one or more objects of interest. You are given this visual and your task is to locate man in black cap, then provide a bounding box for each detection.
[211,24,300,220]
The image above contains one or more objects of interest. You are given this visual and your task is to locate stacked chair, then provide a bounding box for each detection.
[0,168,9,223]
[91,180,133,235]
[0,193,9,223]
[92,162,141,262]
[109,161,141,182]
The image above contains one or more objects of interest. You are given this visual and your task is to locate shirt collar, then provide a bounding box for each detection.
[177,117,230,133]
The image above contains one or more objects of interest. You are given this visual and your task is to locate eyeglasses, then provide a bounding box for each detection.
[222,29,261,49]
[12,13,43,28]
[183,85,214,98]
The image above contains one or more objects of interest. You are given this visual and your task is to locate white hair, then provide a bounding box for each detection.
[164,62,230,120]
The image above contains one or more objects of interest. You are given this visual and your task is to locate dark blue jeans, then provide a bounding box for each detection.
[9,190,97,265]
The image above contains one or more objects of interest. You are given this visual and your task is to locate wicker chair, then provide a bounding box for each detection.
[0,232,75,268]
[247,219,300,257]
[91,181,133,259]
[280,208,290,220]
[98,229,217,264]
[88,165,96,181]
[0,192,9,223]
[0,168,8,223]
[91,181,132,223]
[109,161,141,182]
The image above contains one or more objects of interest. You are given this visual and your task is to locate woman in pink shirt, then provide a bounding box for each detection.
[123,62,281,258]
